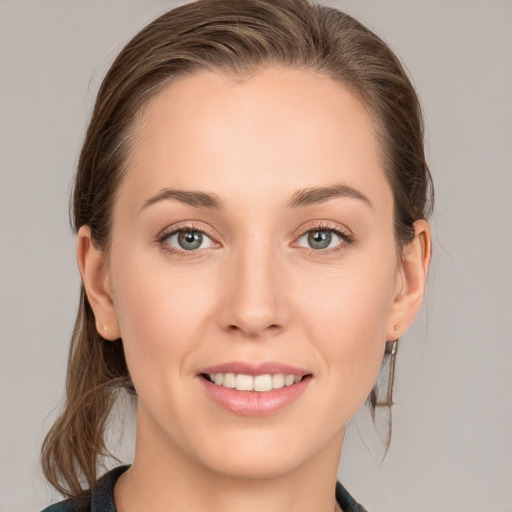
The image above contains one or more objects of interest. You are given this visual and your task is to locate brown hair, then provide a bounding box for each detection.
[42,0,433,498]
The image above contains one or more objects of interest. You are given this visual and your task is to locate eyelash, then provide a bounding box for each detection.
[156,221,219,258]
[156,221,355,257]
[294,221,355,256]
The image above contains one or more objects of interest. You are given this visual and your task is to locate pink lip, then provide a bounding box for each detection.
[200,361,310,376]
[197,362,312,417]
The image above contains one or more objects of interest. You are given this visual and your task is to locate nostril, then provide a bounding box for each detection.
[226,323,282,338]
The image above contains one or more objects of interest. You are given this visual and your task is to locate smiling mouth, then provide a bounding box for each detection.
[201,372,307,392]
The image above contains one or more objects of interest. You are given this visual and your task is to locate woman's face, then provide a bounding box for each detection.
[89,68,421,478]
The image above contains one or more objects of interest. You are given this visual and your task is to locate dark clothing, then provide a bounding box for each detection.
[41,465,369,512]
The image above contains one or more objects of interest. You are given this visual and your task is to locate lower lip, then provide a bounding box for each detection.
[199,376,312,416]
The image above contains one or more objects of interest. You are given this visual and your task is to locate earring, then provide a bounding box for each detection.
[375,337,399,408]
[101,323,108,332]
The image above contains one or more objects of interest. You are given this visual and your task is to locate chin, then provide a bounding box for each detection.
[180,422,343,481]
[198,446,305,480]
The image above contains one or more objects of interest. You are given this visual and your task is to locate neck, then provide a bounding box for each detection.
[114,409,344,512]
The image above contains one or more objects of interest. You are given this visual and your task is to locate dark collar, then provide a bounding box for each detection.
[336,480,369,512]
[44,465,369,512]
[90,465,127,512]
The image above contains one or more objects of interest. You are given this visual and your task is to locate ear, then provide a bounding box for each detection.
[76,225,120,340]
[386,219,431,340]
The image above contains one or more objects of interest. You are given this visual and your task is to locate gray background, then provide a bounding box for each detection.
[0,1,511,511]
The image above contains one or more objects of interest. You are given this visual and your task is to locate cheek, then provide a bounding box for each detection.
[298,260,396,341]
[295,254,397,403]
[109,247,218,387]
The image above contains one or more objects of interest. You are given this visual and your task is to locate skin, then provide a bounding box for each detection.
[78,68,431,512]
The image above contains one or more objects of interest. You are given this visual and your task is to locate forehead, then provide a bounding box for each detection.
[118,67,392,215]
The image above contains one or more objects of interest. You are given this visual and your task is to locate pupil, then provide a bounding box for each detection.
[178,231,202,250]
[308,230,331,250]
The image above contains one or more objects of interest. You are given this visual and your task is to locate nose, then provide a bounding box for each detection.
[217,240,289,338]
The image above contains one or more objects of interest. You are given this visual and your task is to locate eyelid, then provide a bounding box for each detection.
[156,221,221,255]
[294,220,354,239]
[291,220,355,252]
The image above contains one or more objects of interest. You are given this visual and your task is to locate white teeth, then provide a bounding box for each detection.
[272,373,285,389]
[223,372,236,388]
[208,372,303,391]
[284,374,295,386]
[253,374,272,392]
[235,374,253,391]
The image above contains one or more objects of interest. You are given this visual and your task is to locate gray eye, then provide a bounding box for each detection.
[307,230,332,250]
[296,229,344,251]
[177,231,203,250]
[164,229,214,251]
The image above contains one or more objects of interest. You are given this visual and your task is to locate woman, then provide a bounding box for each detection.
[41,0,432,510]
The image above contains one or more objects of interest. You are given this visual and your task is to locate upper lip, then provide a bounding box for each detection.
[199,362,310,377]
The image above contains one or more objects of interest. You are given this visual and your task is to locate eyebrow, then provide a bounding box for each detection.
[140,183,372,213]
[287,183,373,209]
[141,188,224,212]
